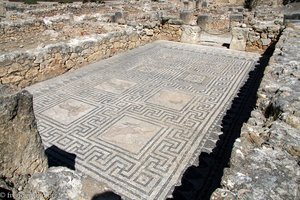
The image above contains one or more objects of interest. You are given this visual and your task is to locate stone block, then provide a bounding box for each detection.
[261,38,271,46]
[211,188,236,199]
[248,32,260,42]
[145,29,154,36]
[284,13,300,24]
[113,12,125,24]
[215,0,245,5]
[0,85,48,192]
[180,10,194,25]
[25,67,39,79]
[19,167,88,200]
[181,25,201,44]
[195,0,201,10]
[230,14,244,23]
[197,14,209,29]
[202,0,208,8]
[189,0,196,9]
[0,2,6,18]
[230,27,249,51]
[237,8,244,12]
[0,66,8,77]
[1,75,23,84]
[168,18,184,25]
[183,0,190,10]
[183,0,195,10]
[18,167,111,200]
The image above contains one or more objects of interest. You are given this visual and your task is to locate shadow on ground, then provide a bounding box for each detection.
[0,187,14,199]
[168,41,278,200]
[91,191,122,200]
[45,145,76,170]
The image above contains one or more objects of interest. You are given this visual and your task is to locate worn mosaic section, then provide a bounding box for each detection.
[27,41,259,200]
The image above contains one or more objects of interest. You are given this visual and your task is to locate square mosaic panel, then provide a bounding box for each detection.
[147,89,193,110]
[100,116,162,154]
[41,99,96,125]
[95,78,136,94]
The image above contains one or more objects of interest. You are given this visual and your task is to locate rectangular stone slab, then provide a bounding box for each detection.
[27,40,259,200]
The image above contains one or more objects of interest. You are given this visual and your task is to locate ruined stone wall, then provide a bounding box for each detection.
[245,6,284,51]
[0,24,181,88]
[246,23,282,52]
[211,24,300,200]
[0,19,46,41]
[28,5,103,18]
[6,2,108,18]
[211,0,245,6]
[230,6,284,52]
[251,0,284,8]
[198,14,230,33]
[231,21,283,52]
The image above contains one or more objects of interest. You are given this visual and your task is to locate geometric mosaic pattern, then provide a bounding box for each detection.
[27,41,259,200]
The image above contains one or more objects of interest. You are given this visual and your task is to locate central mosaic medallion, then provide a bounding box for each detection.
[100,116,161,154]
[148,89,193,110]
[95,78,136,94]
[41,99,95,125]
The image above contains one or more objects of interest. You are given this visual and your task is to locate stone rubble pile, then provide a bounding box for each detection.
[211,23,300,200]
[229,3,284,52]
[244,5,284,51]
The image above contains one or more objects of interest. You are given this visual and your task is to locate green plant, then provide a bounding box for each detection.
[244,0,257,10]
[59,0,73,4]
[93,0,104,4]
[82,0,104,4]
[24,0,37,4]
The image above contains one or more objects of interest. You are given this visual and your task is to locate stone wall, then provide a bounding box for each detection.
[246,23,282,52]
[197,14,230,33]
[0,1,6,18]
[211,23,300,200]
[230,23,282,52]
[230,6,284,52]
[0,24,182,88]
[212,0,245,6]
[0,19,46,41]
[251,0,284,8]
[6,2,108,18]
[246,3,284,51]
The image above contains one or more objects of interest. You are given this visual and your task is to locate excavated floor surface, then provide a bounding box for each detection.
[27,41,259,200]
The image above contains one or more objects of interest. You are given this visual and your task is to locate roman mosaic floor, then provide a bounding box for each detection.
[27,41,259,200]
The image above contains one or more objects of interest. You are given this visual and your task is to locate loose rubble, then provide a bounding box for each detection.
[17,167,111,200]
